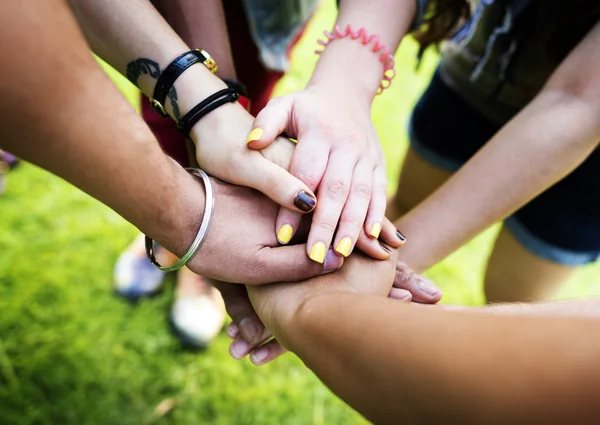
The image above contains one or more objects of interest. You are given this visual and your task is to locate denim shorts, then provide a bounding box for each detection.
[409,70,600,266]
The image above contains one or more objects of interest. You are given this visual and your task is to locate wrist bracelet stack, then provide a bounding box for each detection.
[151,49,218,117]
[177,87,239,137]
[148,49,243,136]
[145,168,214,272]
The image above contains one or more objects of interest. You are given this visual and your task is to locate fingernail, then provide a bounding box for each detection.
[396,229,406,243]
[323,248,342,272]
[250,346,269,364]
[335,237,352,257]
[309,241,326,264]
[226,323,240,339]
[277,224,294,244]
[239,318,259,343]
[380,244,392,254]
[293,190,316,212]
[231,338,249,359]
[369,222,381,238]
[246,128,263,144]
[419,279,440,296]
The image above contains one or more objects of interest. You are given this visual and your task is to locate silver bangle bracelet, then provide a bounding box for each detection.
[145,168,215,272]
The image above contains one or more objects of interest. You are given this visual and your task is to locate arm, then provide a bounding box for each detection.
[0,0,351,284]
[394,22,600,272]
[245,0,418,263]
[1,0,202,258]
[247,257,600,424]
[457,298,600,317]
[69,0,318,213]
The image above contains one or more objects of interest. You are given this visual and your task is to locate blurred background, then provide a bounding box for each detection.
[1,1,600,424]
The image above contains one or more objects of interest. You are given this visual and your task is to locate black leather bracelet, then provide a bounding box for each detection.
[177,88,239,137]
[222,78,248,97]
[151,49,218,117]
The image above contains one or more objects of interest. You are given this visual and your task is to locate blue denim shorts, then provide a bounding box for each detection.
[409,70,600,266]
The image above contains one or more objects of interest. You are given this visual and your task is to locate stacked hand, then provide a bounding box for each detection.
[181,97,442,365]
[246,86,389,262]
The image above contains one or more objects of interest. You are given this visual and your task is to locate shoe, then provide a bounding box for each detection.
[170,272,225,349]
[113,236,168,301]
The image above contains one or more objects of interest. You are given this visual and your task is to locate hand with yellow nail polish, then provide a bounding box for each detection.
[186,101,318,216]
[246,84,388,263]
[185,178,343,285]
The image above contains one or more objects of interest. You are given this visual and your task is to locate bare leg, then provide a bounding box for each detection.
[484,226,579,303]
[387,146,453,220]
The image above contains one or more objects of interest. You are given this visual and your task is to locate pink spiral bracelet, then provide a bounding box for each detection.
[315,24,396,94]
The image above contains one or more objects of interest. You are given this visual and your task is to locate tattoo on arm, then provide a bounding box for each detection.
[125,57,180,120]
[125,58,160,87]
[167,87,181,121]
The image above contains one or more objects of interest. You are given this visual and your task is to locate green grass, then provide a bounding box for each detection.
[2,1,600,424]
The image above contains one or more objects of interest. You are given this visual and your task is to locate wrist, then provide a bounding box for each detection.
[307,38,384,105]
[152,160,206,259]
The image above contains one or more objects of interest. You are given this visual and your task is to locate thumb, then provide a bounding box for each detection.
[243,155,318,213]
[251,245,343,283]
[246,96,294,150]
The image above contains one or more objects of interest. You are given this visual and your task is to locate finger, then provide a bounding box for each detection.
[249,338,288,366]
[388,287,413,302]
[380,218,406,249]
[275,136,329,245]
[226,322,240,339]
[251,246,343,284]
[306,153,354,263]
[365,165,388,239]
[393,263,443,304]
[242,156,317,215]
[333,160,372,258]
[246,96,294,150]
[213,282,270,345]
[354,230,391,260]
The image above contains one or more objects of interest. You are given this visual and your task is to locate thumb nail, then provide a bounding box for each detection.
[294,190,316,212]
[239,318,259,343]
[419,279,440,296]
[246,128,263,144]
[323,249,343,272]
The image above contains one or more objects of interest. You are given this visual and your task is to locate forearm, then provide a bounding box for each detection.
[1,0,202,257]
[308,0,417,102]
[70,0,227,120]
[151,0,237,79]
[459,298,600,317]
[285,293,600,424]
[395,91,600,272]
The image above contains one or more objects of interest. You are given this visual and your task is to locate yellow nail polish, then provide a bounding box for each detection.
[335,237,352,257]
[246,128,263,144]
[369,222,382,239]
[277,224,294,244]
[309,242,326,264]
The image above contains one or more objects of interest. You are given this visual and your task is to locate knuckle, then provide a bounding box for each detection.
[263,167,285,193]
[295,170,320,189]
[316,220,337,234]
[352,183,372,200]
[325,180,349,199]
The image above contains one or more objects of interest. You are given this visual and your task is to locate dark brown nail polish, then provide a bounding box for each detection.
[380,244,392,254]
[294,190,316,212]
[396,229,406,242]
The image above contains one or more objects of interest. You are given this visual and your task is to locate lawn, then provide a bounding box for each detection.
[1,1,600,424]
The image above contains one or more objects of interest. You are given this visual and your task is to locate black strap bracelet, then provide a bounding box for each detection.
[222,78,248,97]
[151,49,218,117]
[177,88,239,137]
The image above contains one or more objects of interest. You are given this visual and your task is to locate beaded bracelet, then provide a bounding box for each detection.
[315,24,396,94]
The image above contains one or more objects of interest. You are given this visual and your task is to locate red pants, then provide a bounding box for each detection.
[143,2,300,166]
